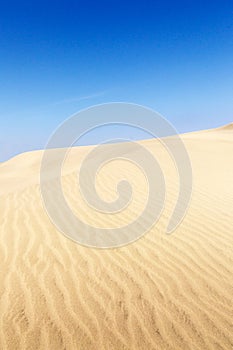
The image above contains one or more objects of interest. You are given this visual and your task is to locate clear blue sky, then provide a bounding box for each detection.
[0,0,232,161]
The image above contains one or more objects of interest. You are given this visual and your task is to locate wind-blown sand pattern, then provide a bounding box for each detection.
[0,125,233,349]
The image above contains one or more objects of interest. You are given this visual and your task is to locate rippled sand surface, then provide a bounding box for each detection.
[0,125,233,349]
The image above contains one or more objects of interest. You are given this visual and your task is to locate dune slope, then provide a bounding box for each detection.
[0,126,233,350]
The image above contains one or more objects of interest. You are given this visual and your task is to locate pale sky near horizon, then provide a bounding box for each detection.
[0,0,233,161]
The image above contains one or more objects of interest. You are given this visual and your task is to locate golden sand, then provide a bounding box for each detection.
[0,125,233,349]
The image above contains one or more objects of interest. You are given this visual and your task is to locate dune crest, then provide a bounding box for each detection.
[215,122,233,131]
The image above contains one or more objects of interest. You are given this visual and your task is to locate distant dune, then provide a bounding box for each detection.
[216,122,233,131]
[0,125,233,349]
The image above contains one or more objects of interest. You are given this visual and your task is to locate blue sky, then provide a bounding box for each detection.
[0,0,232,161]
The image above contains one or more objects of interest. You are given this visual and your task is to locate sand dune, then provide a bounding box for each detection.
[0,125,233,349]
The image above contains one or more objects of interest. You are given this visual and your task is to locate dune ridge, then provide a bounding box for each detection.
[0,125,233,349]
